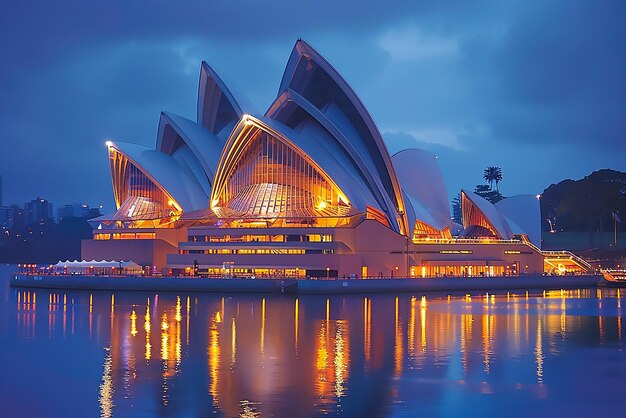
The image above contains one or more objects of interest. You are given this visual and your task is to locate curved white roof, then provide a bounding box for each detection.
[156,112,224,191]
[100,40,543,238]
[392,149,451,231]
[265,89,398,226]
[461,190,512,239]
[211,115,376,212]
[401,190,416,237]
[495,195,541,246]
[277,39,408,235]
[108,140,209,212]
[197,62,245,139]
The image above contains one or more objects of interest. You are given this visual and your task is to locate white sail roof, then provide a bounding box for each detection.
[392,149,451,231]
[108,140,209,212]
[495,195,541,246]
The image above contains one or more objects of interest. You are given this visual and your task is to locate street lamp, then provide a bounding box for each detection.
[326,267,330,280]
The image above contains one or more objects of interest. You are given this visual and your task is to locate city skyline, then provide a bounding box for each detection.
[2,1,625,213]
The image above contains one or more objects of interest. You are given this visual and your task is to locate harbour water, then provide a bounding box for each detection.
[1,264,624,417]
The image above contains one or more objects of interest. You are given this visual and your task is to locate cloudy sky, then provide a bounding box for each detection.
[1,0,624,212]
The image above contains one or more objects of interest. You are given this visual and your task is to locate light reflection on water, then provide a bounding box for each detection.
[1,268,625,417]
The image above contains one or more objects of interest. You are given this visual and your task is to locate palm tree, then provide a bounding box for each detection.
[483,166,503,192]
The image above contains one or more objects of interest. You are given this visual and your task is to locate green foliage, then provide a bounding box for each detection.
[540,169,626,247]
[483,166,503,191]
[475,166,505,203]
[474,184,504,204]
[451,193,462,224]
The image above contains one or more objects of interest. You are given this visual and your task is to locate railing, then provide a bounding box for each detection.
[413,237,533,246]
[601,269,626,282]
[542,250,594,272]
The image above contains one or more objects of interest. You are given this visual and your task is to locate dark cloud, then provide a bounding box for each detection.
[1,0,624,210]
[490,1,626,147]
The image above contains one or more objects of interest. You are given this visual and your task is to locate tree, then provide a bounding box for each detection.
[483,166,503,192]
[451,193,462,224]
[474,184,504,204]
[540,169,626,248]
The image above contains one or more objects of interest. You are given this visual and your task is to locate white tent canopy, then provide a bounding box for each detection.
[53,260,143,274]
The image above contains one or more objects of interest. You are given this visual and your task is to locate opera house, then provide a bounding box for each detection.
[83,40,585,278]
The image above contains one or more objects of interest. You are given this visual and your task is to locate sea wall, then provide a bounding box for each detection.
[10,273,604,294]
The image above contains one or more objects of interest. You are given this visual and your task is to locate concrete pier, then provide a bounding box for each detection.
[10,273,604,294]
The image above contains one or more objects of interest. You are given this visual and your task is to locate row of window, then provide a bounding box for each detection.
[187,233,333,243]
[93,232,156,240]
[180,248,334,255]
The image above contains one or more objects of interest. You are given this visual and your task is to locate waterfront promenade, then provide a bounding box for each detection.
[11,273,604,294]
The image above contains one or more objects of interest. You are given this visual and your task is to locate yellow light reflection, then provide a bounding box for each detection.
[208,311,220,405]
[186,296,190,346]
[315,317,350,402]
[420,300,426,353]
[363,297,371,368]
[482,314,492,374]
[315,320,330,398]
[326,298,330,324]
[460,314,472,374]
[394,297,403,377]
[145,302,152,361]
[334,321,349,398]
[161,314,169,361]
[176,317,181,365]
[231,318,237,365]
[295,298,299,351]
[98,348,114,418]
[260,298,265,355]
[535,318,544,384]
[408,296,416,356]
[599,316,604,343]
[130,310,138,337]
[175,296,182,322]
[560,297,567,339]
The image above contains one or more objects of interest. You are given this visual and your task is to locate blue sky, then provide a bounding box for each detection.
[1,0,624,212]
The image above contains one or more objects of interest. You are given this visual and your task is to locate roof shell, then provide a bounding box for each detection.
[156,112,224,191]
[495,195,541,246]
[392,149,451,231]
[108,140,209,212]
[197,62,246,139]
[461,190,512,239]
[266,89,395,221]
[210,115,375,212]
[278,39,408,235]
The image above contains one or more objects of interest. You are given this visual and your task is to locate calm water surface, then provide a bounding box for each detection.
[0,265,624,417]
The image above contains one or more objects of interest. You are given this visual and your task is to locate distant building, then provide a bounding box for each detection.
[58,202,102,221]
[25,197,53,225]
[0,205,24,229]
[0,206,9,229]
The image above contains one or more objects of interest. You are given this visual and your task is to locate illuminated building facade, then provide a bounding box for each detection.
[83,40,571,277]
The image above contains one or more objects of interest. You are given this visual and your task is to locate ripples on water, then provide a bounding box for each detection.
[0,265,624,417]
